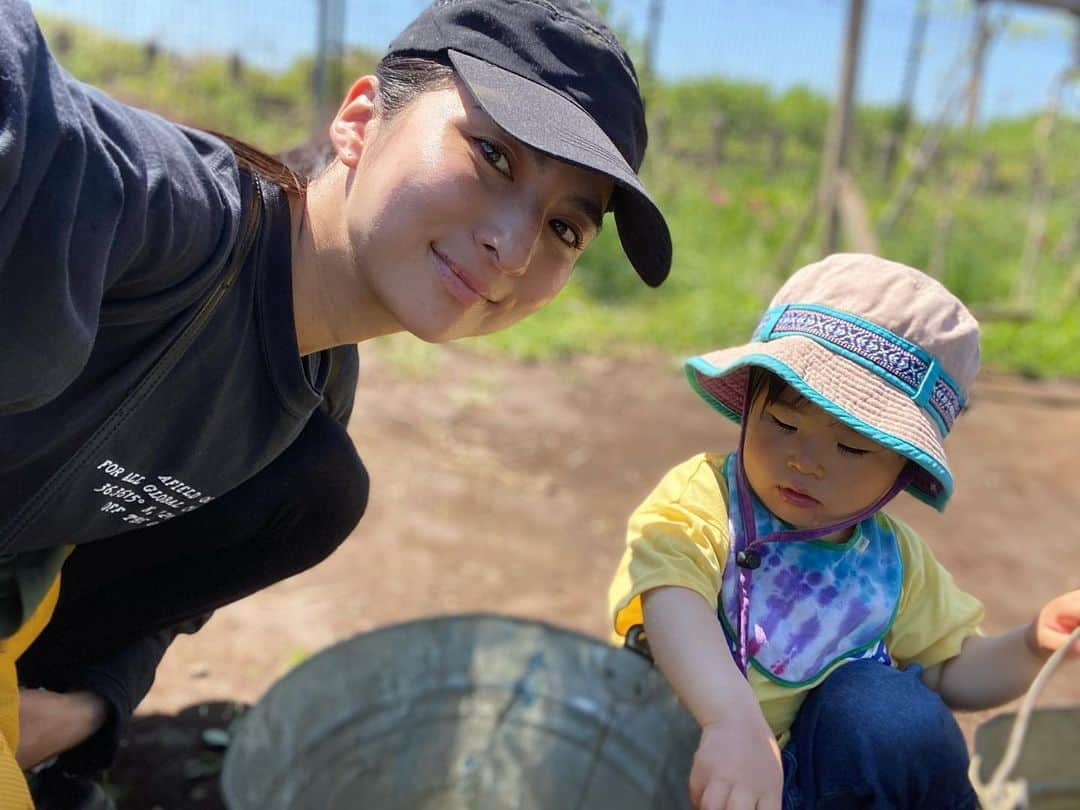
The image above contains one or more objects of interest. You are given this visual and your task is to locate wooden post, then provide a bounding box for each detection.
[228,53,243,84]
[54,27,73,57]
[882,0,929,183]
[965,0,992,129]
[643,0,664,80]
[1052,177,1080,260]
[877,101,953,239]
[1016,64,1072,306]
[772,0,865,278]
[652,112,670,147]
[767,125,785,176]
[313,0,346,136]
[837,170,879,254]
[975,152,998,193]
[820,0,866,256]
[929,210,955,280]
[1064,260,1080,310]
[711,113,727,166]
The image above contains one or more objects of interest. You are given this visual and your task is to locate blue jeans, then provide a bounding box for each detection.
[781,661,976,809]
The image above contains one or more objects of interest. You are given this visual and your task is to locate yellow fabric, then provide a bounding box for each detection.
[0,732,32,810]
[608,453,985,744]
[0,560,69,810]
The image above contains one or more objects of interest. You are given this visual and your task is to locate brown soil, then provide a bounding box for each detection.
[103,345,1080,809]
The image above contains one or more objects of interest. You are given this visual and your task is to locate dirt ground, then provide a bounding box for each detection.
[103,344,1080,809]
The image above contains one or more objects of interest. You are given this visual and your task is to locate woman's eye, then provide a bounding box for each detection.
[769,415,796,432]
[838,443,869,456]
[477,139,512,177]
[551,219,583,249]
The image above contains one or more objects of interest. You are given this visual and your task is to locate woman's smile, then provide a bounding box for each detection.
[432,246,494,307]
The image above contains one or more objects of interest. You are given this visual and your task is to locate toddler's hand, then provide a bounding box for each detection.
[689,712,782,810]
[1028,589,1080,660]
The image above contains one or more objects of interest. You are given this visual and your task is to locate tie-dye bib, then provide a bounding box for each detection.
[718,455,902,686]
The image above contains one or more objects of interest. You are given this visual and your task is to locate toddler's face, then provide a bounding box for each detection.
[742,385,908,540]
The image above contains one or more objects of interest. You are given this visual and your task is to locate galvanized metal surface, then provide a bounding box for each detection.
[974,708,1080,810]
[221,614,697,809]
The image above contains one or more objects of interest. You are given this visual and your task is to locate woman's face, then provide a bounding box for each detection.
[340,77,614,343]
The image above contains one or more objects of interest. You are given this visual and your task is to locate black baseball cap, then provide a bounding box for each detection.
[387,0,671,287]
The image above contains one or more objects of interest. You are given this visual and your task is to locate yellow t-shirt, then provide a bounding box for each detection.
[608,453,985,743]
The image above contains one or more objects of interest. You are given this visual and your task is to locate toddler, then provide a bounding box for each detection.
[608,253,1080,810]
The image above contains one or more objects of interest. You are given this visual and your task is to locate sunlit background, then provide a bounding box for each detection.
[28,0,1080,376]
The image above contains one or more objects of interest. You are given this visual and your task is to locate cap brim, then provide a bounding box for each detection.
[685,337,955,511]
[448,49,671,287]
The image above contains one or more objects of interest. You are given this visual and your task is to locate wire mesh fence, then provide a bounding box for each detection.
[29,0,429,153]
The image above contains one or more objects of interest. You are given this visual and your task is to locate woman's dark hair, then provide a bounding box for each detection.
[211,130,308,195]
[374,54,457,118]
[216,55,457,196]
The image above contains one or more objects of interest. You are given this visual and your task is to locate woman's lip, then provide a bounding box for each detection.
[433,248,490,306]
[778,486,820,508]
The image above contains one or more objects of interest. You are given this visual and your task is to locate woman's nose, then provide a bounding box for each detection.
[476,205,543,277]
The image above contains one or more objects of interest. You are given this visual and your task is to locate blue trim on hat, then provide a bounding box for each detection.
[754,304,965,435]
[752,305,787,342]
[684,353,954,511]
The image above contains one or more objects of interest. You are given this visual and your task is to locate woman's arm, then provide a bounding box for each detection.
[923,589,1080,711]
[643,586,782,810]
[0,0,242,414]
[15,689,107,771]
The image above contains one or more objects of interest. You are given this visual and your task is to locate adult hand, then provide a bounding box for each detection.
[689,712,783,810]
[1027,588,1080,660]
[15,688,107,770]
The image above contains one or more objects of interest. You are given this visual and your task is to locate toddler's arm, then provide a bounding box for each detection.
[922,589,1080,710]
[643,586,782,810]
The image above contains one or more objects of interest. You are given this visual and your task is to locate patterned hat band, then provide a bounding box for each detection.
[753,304,965,434]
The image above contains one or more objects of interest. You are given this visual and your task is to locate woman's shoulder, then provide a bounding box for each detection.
[1,0,36,42]
[0,0,247,411]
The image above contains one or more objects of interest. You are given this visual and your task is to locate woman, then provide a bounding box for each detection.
[0,0,671,804]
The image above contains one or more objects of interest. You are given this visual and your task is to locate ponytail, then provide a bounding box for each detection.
[208,130,308,196]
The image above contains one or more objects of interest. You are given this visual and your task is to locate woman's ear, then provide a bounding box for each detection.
[329,75,380,169]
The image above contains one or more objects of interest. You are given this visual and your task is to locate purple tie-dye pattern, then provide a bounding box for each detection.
[817,585,839,606]
[760,597,791,641]
[803,597,872,675]
[719,455,902,685]
[778,614,822,673]
[760,565,817,639]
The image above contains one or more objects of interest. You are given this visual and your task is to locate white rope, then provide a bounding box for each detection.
[969,625,1080,810]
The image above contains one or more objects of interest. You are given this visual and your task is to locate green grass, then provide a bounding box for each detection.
[38,14,1080,378]
[475,143,1080,378]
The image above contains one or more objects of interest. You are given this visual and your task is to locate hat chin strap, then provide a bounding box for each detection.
[730,395,916,675]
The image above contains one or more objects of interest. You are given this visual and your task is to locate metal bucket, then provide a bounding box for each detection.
[221,614,697,809]
[973,707,1080,809]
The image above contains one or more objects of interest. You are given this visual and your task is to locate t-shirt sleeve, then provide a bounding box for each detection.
[884,513,985,669]
[608,453,732,640]
[0,0,242,414]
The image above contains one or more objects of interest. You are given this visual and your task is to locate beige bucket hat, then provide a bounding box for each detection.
[686,253,980,510]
